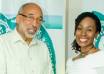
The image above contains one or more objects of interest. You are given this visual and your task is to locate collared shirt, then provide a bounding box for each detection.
[0,29,53,74]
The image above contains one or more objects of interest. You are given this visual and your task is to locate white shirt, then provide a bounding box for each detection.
[0,29,53,74]
[66,51,104,74]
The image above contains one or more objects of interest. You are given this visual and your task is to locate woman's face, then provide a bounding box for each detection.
[75,17,98,49]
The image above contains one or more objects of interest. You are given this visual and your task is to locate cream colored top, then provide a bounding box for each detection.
[0,29,53,74]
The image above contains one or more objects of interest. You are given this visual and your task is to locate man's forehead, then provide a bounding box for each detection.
[23,4,41,11]
[22,6,42,13]
[26,13,42,17]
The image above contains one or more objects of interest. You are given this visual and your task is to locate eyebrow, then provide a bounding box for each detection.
[27,13,35,16]
[78,24,96,29]
[28,13,43,18]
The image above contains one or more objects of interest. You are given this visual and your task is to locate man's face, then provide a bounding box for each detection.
[16,5,43,40]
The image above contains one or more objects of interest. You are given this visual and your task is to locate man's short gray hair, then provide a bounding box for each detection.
[17,2,42,15]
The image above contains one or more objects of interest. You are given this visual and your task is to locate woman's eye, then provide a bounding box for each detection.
[87,28,93,31]
[77,27,82,30]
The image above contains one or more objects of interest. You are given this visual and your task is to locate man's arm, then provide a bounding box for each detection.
[48,53,54,74]
[0,38,6,74]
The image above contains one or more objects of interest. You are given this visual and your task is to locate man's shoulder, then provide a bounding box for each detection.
[0,31,14,41]
[36,39,46,45]
[35,39,48,48]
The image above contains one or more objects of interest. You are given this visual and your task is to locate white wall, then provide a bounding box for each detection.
[67,0,83,58]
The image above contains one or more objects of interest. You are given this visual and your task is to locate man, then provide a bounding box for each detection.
[0,2,53,74]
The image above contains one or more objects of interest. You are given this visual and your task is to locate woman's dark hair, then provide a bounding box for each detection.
[72,12,101,53]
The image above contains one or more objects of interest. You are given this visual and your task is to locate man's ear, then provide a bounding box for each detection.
[16,15,22,23]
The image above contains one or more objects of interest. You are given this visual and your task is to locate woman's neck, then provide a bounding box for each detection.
[80,45,94,54]
[72,45,99,61]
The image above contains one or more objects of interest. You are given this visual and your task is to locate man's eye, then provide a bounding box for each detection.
[28,16,33,19]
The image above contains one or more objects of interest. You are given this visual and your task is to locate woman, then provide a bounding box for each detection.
[66,12,104,74]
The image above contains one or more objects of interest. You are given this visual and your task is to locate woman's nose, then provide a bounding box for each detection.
[81,30,86,36]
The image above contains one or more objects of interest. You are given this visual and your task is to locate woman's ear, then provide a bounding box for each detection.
[95,32,99,38]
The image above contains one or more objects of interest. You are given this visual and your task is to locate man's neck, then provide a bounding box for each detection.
[25,38,32,45]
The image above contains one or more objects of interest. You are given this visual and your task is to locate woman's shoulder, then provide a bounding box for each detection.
[66,57,73,63]
[91,50,104,57]
[66,54,79,65]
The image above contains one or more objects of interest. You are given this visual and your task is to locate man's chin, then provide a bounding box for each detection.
[26,34,34,39]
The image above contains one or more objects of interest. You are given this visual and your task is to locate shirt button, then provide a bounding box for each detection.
[32,70,34,74]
